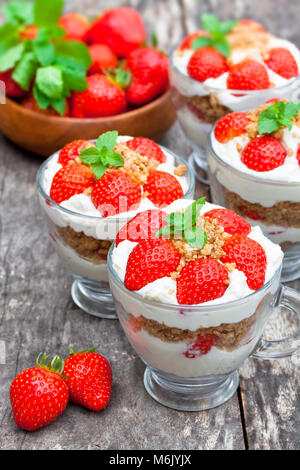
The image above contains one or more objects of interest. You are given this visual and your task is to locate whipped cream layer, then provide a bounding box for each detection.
[171,36,300,112]
[41,136,190,241]
[110,199,283,330]
[209,128,300,207]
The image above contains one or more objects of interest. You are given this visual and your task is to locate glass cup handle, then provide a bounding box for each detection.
[252,285,300,360]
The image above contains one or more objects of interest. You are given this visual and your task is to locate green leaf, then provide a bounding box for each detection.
[33,83,51,109]
[258,101,300,135]
[156,225,175,237]
[104,151,124,167]
[35,65,63,99]
[33,40,55,66]
[96,131,119,152]
[283,101,300,120]
[91,162,106,180]
[184,227,207,249]
[213,37,230,57]
[115,67,131,88]
[12,51,37,90]
[3,1,35,26]
[201,13,221,34]
[151,31,158,48]
[184,197,206,228]
[257,117,279,135]
[0,23,19,42]
[51,97,67,116]
[219,20,238,35]
[79,148,101,165]
[191,36,213,50]
[34,0,64,27]
[54,40,92,68]
[0,42,25,72]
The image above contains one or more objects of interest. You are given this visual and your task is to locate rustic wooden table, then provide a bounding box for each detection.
[0,0,299,451]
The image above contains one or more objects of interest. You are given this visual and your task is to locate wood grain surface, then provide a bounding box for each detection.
[0,0,299,450]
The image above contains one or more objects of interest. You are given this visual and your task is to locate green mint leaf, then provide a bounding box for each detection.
[33,39,55,66]
[164,212,184,228]
[96,131,119,152]
[258,101,300,134]
[219,20,238,35]
[183,197,206,228]
[191,36,213,50]
[201,13,221,35]
[35,66,64,99]
[54,40,92,68]
[79,148,102,165]
[156,225,175,238]
[0,24,19,42]
[91,162,106,180]
[104,151,124,167]
[51,97,67,116]
[151,31,158,48]
[12,51,37,90]
[282,101,300,120]
[34,0,64,27]
[184,227,207,249]
[257,117,279,134]
[213,37,230,57]
[33,83,51,109]
[3,1,35,26]
[0,42,25,72]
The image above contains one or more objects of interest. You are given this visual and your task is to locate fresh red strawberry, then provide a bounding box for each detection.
[126,137,166,163]
[184,334,214,358]
[0,70,26,98]
[85,7,146,57]
[241,136,287,171]
[88,44,118,75]
[144,171,184,208]
[179,31,208,50]
[58,140,96,166]
[10,354,69,431]
[176,258,229,305]
[227,59,270,90]
[116,209,168,246]
[50,162,95,204]
[59,13,90,42]
[214,112,250,143]
[126,47,169,106]
[297,144,300,167]
[187,47,228,82]
[63,349,112,411]
[71,74,127,118]
[20,25,38,39]
[221,235,267,290]
[91,170,142,217]
[22,95,70,116]
[239,19,265,31]
[125,238,181,290]
[264,48,298,79]
[205,208,251,236]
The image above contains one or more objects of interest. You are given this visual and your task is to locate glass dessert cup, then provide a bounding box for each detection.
[170,45,300,182]
[206,132,300,282]
[108,251,300,411]
[36,147,195,319]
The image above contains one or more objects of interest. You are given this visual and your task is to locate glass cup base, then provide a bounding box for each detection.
[143,367,239,411]
[71,277,117,319]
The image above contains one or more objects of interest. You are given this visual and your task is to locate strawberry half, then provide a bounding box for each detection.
[214,112,250,143]
[58,140,96,166]
[227,59,270,90]
[125,238,181,291]
[221,235,267,290]
[63,350,112,411]
[241,136,287,171]
[264,48,298,79]
[176,258,229,305]
[187,47,228,82]
[50,162,95,204]
[91,170,142,217]
[116,209,168,246]
[144,170,184,208]
[205,208,251,236]
[126,137,166,163]
[184,334,215,358]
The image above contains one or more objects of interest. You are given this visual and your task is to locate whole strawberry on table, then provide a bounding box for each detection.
[0,0,170,118]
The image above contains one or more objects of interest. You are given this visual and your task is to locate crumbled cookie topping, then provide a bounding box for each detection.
[227,23,271,61]
[174,164,187,176]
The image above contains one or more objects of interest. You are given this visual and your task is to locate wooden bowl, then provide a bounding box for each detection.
[0,90,176,156]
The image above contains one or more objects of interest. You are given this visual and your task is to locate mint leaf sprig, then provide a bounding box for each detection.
[192,13,238,58]
[0,0,92,115]
[79,131,124,180]
[258,100,300,135]
[156,198,208,249]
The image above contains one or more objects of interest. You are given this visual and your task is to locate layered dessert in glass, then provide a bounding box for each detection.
[207,99,300,281]
[37,132,195,318]
[170,14,300,176]
[108,198,285,409]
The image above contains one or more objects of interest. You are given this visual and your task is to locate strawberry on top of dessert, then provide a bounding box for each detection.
[45,132,189,218]
[212,99,300,178]
[174,14,300,89]
[112,198,283,305]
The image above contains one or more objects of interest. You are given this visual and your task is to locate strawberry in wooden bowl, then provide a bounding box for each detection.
[0,0,175,156]
[36,131,195,318]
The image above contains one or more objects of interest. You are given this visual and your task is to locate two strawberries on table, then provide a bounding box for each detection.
[10,348,112,431]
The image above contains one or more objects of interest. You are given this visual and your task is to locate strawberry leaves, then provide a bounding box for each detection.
[156,198,208,249]
[258,100,300,135]
[192,13,238,57]
[79,131,124,180]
